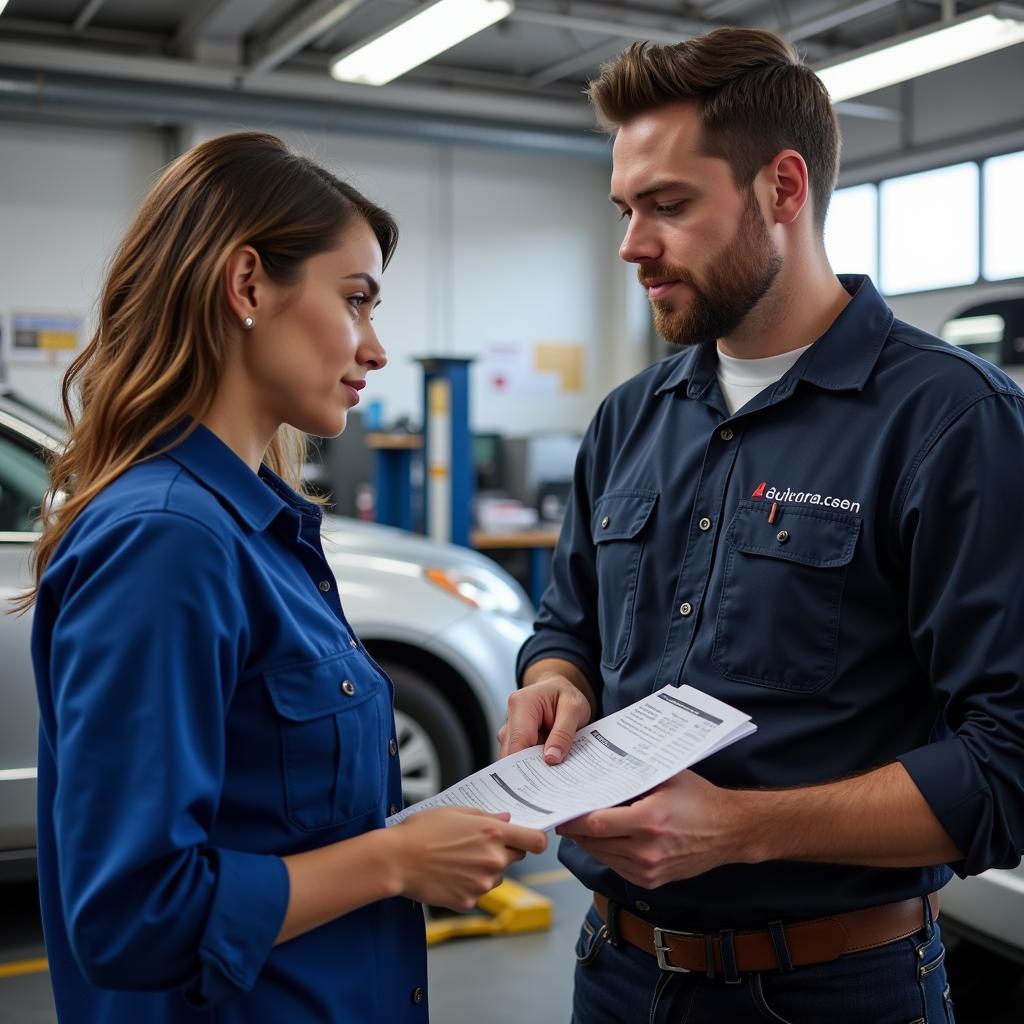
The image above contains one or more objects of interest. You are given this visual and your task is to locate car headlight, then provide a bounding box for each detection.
[424,565,533,621]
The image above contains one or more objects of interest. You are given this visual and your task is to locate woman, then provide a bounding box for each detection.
[22,132,546,1023]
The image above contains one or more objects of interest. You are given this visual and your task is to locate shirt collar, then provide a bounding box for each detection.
[654,343,716,399]
[159,422,311,533]
[654,275,893,398]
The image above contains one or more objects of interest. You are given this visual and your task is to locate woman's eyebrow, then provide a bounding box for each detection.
[342,273,380,296]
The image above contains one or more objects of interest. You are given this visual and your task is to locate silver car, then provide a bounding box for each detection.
[0,385,532,879]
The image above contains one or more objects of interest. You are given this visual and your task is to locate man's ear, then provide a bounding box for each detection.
[223,245,263,326]
[764,150,810,227]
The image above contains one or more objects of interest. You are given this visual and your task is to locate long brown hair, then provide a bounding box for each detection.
[588,28,840,230]
[15,131,398,612]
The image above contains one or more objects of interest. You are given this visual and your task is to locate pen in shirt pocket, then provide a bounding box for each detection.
[768,500,779,524]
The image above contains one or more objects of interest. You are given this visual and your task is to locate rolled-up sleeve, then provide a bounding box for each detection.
[516,409,604,690]
[896,391,1024,876]
[44,511,289,1002]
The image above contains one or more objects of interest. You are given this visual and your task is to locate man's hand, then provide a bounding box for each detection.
[556,770,746,888]
[498,660,594,764]
[556,761,963,886]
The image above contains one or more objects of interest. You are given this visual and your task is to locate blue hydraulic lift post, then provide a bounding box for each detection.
[418,356,474,548]
[368,435,419,532]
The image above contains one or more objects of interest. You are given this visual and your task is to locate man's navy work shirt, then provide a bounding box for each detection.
[32,425,426,1023]
[517,275,1024,928]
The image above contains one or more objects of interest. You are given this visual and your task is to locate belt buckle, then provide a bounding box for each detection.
[652,926,694,974]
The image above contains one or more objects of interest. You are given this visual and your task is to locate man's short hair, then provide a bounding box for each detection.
[588,28,841,231]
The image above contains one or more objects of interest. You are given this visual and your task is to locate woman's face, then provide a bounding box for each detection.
[245,217,387,439]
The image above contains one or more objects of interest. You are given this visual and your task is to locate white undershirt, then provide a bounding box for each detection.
[716,343,813,415]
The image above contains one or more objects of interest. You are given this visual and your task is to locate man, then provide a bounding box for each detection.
[500,26,1024,1023]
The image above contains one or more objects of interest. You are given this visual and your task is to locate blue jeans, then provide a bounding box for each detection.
[571,900,955,1023]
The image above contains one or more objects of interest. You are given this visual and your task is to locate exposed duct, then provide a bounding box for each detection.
[0,67,611,161]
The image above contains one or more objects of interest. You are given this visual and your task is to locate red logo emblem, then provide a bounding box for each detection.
[751,482,767,498]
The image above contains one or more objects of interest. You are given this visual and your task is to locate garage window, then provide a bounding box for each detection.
[983,151,1024,282]
[880,162,979,295]
[825,183,878,284]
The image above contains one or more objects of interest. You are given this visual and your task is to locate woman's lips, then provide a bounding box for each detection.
[342,379,365,404]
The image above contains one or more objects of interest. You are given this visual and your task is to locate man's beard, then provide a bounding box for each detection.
[642,189,783,348]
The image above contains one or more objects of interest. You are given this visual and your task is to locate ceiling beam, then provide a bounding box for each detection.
[540,0,716,23]
[511,9,713,45]
[0,16,164,48]
[72,0,110,34]
[511,2,831,58]
[246,0,370,76]
[698,0,750,16]
[786,0,903,40]
[402,61,584,98]
[835,99,902,120]
[0,39,594,129]
[173,0,253,53]
[528,38,622,87]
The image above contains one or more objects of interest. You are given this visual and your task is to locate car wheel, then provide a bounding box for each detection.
[383,662,475,807]
[946,937,1024,1019]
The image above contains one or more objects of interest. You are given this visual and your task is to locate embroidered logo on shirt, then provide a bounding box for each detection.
[751,482,862,514]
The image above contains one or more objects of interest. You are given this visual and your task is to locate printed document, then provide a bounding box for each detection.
[386,684,756,831]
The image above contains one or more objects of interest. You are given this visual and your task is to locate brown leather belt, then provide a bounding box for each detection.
[594,891,940,976]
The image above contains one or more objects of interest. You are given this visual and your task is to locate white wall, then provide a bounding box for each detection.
[0,119,626,436]
[0,122,167,413]
[183,123,622,435]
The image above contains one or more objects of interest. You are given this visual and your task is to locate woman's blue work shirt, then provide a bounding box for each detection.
[31,424,428,1023]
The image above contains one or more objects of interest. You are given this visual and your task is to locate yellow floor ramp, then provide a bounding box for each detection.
[425,878,553,945]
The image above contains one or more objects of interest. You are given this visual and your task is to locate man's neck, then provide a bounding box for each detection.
[718,262,851,360]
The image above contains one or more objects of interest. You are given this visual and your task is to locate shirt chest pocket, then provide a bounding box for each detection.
[713,502,860,693]
[592,490,658,670]
[265,651,391,832]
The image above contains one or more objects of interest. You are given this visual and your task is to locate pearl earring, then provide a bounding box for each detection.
[242,316,254,330]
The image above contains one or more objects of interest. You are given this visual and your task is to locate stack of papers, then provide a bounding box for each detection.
[386,684,756,831]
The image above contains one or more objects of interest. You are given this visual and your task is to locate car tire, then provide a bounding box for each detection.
[946,937,1024,1020]
[382,661,475,807]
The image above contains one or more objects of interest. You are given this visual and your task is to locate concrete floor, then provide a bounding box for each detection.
[2,846,1022,1023]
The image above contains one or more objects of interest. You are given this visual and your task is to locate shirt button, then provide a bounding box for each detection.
[390,804,399,816]
[411,986,425,1005]
[318,579,331,593]
[776,530,790,544]
[719,428,734,441]
[340,679,356,696]
[389,738,398,757]
[635,899,651,913]
[679,602,693,617]
[601,515,610,529]
[698,516,712,531]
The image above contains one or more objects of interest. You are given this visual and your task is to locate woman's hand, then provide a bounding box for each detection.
[390,807,547,911]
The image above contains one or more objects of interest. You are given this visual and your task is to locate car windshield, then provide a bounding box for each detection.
[0,430,50,533]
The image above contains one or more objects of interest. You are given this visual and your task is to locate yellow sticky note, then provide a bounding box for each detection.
[39,330,78,351]
[534,344,584,393]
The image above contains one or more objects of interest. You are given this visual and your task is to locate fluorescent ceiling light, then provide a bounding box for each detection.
[331,0,514,86]
[817,3,1024,103]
